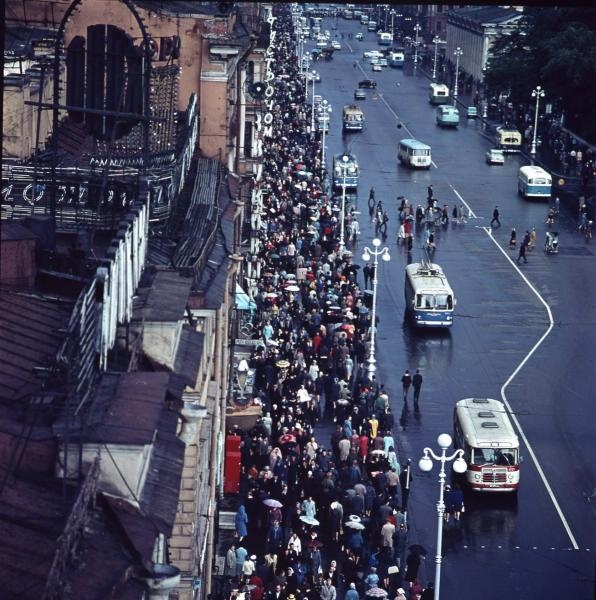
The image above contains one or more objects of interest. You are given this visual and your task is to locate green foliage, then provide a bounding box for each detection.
[484,8,596,141]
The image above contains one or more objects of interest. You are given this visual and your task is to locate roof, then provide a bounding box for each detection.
[0,290,73,405]
[134,0,233,17]
[455,398,519,447]
[140,270,193,322]
[449,6,522,26]
[1,221,38,241]
[83,372,172,445]
[399,138,431,149]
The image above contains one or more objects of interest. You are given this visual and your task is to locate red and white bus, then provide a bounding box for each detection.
[453,398,520,492]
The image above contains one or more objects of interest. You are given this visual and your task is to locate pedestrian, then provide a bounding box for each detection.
[528,227,537,249]
[401,369,411,400]
[412,369,423,403]
[490,205,501,227]
[427,185,433,201]
[516,239,528,264]
[404,552,421,588]
[421,583,435,600]
[509,227,517,248]
[363,263,372,289]
[345,582,359,600]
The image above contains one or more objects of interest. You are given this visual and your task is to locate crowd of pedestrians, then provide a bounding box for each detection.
[220,6,434,600]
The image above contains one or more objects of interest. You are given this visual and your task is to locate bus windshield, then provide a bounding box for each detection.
[412,149,430,156]
[472,447,518,466]
[416,294,452,309]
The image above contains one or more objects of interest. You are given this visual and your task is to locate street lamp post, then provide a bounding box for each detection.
[320,100,332,172]
[413,24,421,66]
[432,36,441,80]
[419,434,468,600]
[452,47,463,106]
[310,70,317,139]
[361,238,390,379]
[339,154,350,254]
[530,85,545,155]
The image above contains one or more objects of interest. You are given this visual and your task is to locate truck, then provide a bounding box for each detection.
[342,105,365,132]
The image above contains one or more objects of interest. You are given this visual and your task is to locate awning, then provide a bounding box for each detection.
[235,283,256,311]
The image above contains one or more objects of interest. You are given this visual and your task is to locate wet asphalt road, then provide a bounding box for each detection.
[305,16,595,599]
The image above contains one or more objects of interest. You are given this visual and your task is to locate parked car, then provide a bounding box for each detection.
[486,149,505,165]
[363,50,384,59]
[372,64,382,72]
[331,41,341,50]
[356,32,364,41]
[316,40,328,48]
[358,79,377,89]
[354,89,366,100]
[466,106,478,118]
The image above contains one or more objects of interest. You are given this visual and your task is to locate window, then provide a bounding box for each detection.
[472,448,518,465]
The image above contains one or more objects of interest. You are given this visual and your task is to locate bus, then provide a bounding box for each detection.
[377,32,393,46]
[389,50,405,67]
[518,166,552,198]
[342,105,365,132]
[453,398,520,492]
[333,152,359,190]
[436,105,460,127]
[404,262,455,326]
[429,83,450,105]
[495,127,522,152]
[397,139,432,169]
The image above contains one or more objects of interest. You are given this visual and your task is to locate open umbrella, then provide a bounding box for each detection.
[263,498,283,508]
[265,292,278,298]
[300,515,320,526]
[344,521,365,530]
[408,544,428,556]
[348,515,362,522]
[366,588,388,598]
[285,285,300,292]
[278,433,296,445]
[371,449,387,456]
[276,359,290,368]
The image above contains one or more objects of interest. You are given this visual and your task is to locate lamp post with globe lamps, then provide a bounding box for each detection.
[530,85,545,155]
[310,70,318,139]
[432,36,441,80]
[452,47,463,106]
[320,100,332,170]
[413,24,421,66]
[362,239,390,379]
[418,434,468,600]
[338,154,350,255]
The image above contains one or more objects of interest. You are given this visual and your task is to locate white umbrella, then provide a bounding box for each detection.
[285,285,300,292]
[300,515,320,526]
[344,521,365,530]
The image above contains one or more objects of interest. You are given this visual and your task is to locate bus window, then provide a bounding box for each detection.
[472,447,518,465]
[416,294,422,308]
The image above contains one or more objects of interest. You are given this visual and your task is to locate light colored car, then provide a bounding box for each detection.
[363,50,384,59]
[316,40,329,48]
[354,89,366,100]
[372,64,382,72]
[356,32,364,41]
[331,41,341,50]
[486,149,505,165]
[378,58,388,67]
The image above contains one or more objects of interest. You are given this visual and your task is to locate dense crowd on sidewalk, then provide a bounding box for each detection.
[217,6,436,600]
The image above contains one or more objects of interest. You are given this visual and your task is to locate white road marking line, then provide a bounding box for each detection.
[449,184,477,219]
[480,226,579,550]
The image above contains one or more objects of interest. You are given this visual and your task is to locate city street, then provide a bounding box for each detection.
[308,17,595,599]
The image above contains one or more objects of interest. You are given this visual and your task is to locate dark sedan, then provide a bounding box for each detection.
[358,79,377,89]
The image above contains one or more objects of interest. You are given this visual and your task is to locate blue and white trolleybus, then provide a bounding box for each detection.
[405,262,455,327]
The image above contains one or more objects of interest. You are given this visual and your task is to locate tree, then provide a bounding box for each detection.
[484,8,596,142]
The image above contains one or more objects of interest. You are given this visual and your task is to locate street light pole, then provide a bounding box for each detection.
[310,70,317,139]
[419,434,468,600]
[320,100,332,172]
[452,47,463,106]
[530,85,545,155]
[339,155,350,255]
[413,23,421,66]
[362,238,391,379]
[432,36,441,80]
